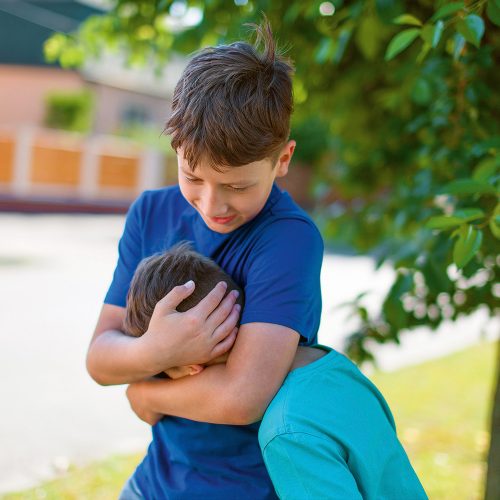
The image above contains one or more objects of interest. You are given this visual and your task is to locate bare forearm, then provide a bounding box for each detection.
[87,329,168,385]
[140,365,274,425]
[136,325,298,424]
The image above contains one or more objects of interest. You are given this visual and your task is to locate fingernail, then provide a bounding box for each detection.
[184,280,195,289]
[220,281,228,289]
[231,290,239,298]
[234,304,241,312]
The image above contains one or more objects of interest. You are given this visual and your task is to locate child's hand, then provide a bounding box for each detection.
[139,280,240,371]
[126,381,163,426]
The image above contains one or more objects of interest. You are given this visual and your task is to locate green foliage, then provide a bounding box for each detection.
[385,27,421,60]
[44,90,94,133]
[290,116,331,165]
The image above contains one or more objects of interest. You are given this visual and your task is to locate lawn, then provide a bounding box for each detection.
[4,341,497,500]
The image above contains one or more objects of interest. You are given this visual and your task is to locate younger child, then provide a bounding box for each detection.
[123,243,428,500]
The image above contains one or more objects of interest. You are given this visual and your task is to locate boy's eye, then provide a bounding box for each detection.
[184,176,200,183]
[227,185,248,192]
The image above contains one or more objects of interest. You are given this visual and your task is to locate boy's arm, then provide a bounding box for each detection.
[126,322,300,425]
[87,282,240,386]
[261,433,363,499]
[126,221,323,423]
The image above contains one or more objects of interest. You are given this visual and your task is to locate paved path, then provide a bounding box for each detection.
[0,214,496,494]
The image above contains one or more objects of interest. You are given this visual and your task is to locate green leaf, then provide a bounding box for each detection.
[441,179,497,196]
[486,0,500,27]
[432,20,444,47]
[453,33,466,60]
[420,24,434,44]
[393,14,422,26]
[425,209,484,231]
[490,204,500,239]
[457,14,485,48]
[43,33,68,62]
[420,21,444,48]
[333,27,353,64]
[385,28,421,61]
[431,2,464,21]
[453,225,483,269]
[315,37,334,63]
[426,216,464,229]
[411,78,432,104]
[473,158,500,182]
[383,273,413,329]
[421,257,453,293]
[415,42,431,63]
[355,15,384,60]
[452,208,485,222]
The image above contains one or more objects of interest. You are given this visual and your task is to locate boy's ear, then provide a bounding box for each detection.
[276,140,296,177]
[187,364,205,376]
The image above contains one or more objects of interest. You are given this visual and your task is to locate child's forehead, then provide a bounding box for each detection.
[178,153,273,180]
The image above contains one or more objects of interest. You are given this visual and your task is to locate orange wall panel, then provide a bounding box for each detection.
[31,145,81,186]
[0,136,15,183]
[98,155,139,188]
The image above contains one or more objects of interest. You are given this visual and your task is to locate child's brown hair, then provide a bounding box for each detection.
[124,242,244,337]
[164,18,294,171]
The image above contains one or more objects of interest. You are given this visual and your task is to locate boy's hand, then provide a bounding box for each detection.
[126,381,163,425]
[139,281,240,372]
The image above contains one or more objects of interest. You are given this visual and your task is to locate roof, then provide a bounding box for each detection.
[0,0,103,66]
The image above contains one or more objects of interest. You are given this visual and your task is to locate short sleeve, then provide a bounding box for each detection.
[104,193,146,307]
[261,432,362,500]
[240,219,323,343]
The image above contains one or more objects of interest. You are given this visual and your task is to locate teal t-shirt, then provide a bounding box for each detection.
[258,346,428,499]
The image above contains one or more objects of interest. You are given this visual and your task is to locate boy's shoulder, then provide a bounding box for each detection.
[258,350,395,447]
[131,185,190,221]
[138,184,184,207]
[252,187,323,248]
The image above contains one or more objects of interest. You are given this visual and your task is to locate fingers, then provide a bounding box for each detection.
[205,289,239,329]
[211,327,238,359]
[210,302,240,343]
[191,281,229,318]
[155,280,196,313]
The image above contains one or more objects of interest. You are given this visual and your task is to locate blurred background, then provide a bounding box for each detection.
[0,1,498,499]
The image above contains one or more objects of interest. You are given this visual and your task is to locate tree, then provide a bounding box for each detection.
[46,1,499,496]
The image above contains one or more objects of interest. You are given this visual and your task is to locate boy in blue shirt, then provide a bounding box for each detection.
[87,20,323,499]
[121,244,428,499]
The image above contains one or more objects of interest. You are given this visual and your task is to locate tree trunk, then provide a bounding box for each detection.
[485,343,500,500]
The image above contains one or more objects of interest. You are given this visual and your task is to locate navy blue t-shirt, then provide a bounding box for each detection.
[105,183,323,499]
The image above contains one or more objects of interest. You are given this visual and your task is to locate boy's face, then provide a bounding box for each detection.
[177,141,295,233]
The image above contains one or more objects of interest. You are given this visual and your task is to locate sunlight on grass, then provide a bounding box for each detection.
[4,341,497,499]
[371,341,497,499]
[3,454,143,500]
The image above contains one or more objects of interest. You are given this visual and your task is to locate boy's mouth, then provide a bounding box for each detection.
[210,215,237,225]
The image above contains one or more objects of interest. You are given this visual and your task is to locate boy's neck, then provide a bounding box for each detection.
[290,346,327,371]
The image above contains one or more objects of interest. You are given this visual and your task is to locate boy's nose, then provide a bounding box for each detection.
[199,189,228,217]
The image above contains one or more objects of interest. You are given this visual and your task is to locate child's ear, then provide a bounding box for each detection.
[276,140,296,177]
[187,364,205,376]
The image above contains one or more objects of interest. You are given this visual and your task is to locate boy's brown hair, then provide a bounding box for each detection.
[164,19,294,171]
[124,242,244,337]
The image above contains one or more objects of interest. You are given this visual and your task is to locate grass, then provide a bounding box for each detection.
[2,454,143,500]
[3,341,497,500]
[371,341,497,499]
